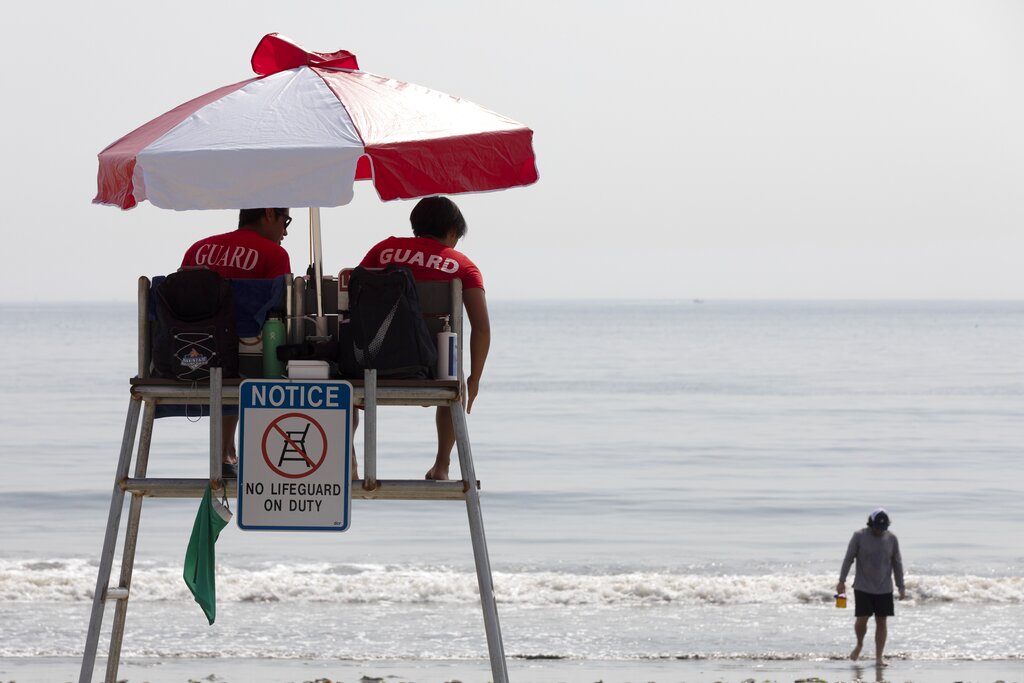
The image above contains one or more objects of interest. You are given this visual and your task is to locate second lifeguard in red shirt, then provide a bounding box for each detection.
[360,197,491,480]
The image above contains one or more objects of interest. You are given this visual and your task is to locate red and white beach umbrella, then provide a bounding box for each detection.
[94,33,538,211]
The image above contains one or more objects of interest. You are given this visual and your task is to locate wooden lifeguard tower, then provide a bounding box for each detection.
[79,274,508,682]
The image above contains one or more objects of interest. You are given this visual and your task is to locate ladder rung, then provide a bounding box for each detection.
[121,477,478,500]
[105,588,129,601]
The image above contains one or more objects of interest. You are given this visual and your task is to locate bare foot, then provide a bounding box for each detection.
[875,657,887,667]
[850,643,862,661]
[425,465,450,481]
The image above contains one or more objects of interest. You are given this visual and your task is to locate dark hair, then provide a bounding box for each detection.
[409,196,467,239]
[238,208,287,228]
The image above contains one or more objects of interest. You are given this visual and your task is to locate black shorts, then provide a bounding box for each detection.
[854,589,895,617]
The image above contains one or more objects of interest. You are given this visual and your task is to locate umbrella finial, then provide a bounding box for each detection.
[251,33,359,76]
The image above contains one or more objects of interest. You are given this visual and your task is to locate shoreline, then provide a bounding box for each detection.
[4,656,1021,683]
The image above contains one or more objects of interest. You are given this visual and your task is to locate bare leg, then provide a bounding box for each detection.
[350,410,360,480]
[851,616,868,660]
[874,615,888,665]
[425,405,455,480]
[222,415,239,464]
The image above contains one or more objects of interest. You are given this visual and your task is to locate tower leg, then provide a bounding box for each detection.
[103,401,156,683]
[450,401,508,683]
[79,397,142,683]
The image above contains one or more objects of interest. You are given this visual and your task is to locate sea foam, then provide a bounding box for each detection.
[2,559,1019,606]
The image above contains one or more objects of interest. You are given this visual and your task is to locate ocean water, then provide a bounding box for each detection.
[0,300,1022,680]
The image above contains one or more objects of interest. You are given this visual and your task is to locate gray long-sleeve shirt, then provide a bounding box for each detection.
[839,528,905,595]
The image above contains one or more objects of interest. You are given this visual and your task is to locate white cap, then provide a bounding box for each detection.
[868,508,891,529]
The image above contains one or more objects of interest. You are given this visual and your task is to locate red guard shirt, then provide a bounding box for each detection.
[181,229,291,279]
[360,236,484,290]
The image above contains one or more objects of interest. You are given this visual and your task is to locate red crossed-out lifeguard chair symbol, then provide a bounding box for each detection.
[277,423,312,468]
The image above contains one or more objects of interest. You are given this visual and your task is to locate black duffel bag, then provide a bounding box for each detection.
[337,265,436,379]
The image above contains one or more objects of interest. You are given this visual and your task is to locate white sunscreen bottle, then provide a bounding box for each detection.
[436,315,458,380]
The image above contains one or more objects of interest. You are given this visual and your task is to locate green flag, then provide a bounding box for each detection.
[183,484,231,624]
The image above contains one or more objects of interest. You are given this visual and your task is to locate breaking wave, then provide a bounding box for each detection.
[2,558,1019,606]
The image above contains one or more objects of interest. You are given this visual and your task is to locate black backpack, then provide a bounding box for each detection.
[338,265,437,379]
[152,269,239,381]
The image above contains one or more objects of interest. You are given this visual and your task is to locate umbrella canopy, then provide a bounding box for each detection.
[95,33,538,210]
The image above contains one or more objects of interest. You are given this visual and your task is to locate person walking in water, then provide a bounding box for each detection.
[836,508,906,665]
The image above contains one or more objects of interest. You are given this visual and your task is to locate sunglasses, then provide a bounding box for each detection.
[276,211,292,228]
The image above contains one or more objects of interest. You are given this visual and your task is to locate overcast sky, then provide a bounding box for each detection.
[3,1,1022,301]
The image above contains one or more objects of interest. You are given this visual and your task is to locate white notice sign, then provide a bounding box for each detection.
[237,380,352,531]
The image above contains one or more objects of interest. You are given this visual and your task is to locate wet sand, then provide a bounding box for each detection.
[3,656,1021,683]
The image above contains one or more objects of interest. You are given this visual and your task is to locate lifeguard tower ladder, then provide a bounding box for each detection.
[79,276,508,683]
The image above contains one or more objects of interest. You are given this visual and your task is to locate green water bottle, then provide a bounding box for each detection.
[262,315,286,378]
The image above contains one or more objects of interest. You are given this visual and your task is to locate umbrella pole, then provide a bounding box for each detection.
[309,208,327,336]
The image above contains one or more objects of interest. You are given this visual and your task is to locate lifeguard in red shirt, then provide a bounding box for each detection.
[180,207,293,478]
[182,207,292,278]
[361,236,484,290]
[360,197,491,481]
